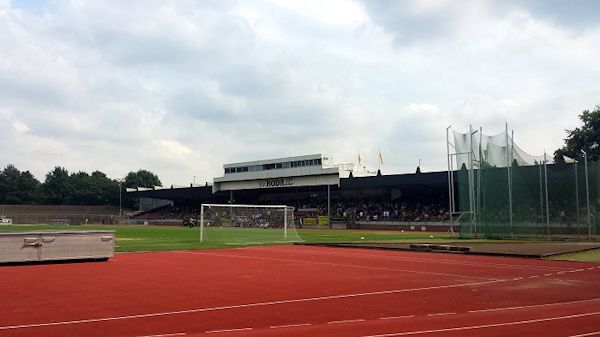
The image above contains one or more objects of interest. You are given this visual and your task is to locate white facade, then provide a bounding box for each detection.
[213,154,340,192]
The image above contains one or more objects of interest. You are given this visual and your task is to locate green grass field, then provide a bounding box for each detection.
[1,224,598,262]
[0,224,462,251]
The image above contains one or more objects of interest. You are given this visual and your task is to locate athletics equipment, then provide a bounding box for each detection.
[199,204,301,245]
[447,125,598,239]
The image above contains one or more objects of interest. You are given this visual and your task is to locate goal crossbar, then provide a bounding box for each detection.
[200,204,294,243]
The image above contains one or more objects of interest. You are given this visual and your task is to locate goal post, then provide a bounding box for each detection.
[199,204,300,245]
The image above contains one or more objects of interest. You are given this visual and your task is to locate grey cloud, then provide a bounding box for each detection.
[360,0,459,45]
[498,0,600,30]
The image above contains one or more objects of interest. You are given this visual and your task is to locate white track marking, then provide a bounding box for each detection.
[205,328,252,334]
[361,311,600,337]
[379,316,415,320]
[467,297,600,313]
[427,312,455,317]
[269,323,312,329]
[138,333,186,337]
[258,246,577,272]
[184,251,498,281]
[0,279,503,331]
[327,319,366,324]
[569,331,600,337]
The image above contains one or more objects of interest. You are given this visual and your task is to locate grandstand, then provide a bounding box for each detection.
[128,154,453,232]
[0,205,121,225]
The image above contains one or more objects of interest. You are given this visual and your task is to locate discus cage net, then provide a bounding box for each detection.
[447,125,599,239]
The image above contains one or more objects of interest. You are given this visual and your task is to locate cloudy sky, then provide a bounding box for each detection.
[1,0,599,185]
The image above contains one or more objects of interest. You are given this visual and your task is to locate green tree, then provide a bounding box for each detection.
[42,167,71,204]
[124,169,162,188]
[555,106,600,162]
[0,165,22,203]
[90,171,119,205]
[122,169,162,209]
[68,171,94,205]
[0,165,40,204]
[18,170,41,203]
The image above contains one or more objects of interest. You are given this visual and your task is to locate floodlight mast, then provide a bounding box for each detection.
[581,150,591,238]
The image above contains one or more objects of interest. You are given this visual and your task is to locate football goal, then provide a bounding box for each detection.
[199,204,301,245]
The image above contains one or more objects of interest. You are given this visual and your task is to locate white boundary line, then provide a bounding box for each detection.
[427,312,455,317]
[181,251,499,281]
[361,311,600,337]
[269,323,312,329]
[137,333,186,337]
[467,297,600,313]
[259,246,579,272]
[0,280,502,331]
[379,315,415,320]
[205,327,252,334]
[570,332,600,337]
[327,319,366,324]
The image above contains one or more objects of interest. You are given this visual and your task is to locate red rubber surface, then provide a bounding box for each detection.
[1,245,599,337]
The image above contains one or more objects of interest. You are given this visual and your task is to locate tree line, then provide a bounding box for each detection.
[0,166,161,206]
[554,105,600,163]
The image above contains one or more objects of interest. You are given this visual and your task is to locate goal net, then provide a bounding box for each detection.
[199,204,302,245]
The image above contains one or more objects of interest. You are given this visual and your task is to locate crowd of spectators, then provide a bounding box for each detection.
[134,199,450,225]
[292,199,449,223]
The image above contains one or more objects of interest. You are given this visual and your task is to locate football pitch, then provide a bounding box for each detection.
[0,224,599,262]
[0,224,455,251]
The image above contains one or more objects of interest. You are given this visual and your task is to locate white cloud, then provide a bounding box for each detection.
[12,120,29,134]
[0,0,598,184]
[156,139,192,158]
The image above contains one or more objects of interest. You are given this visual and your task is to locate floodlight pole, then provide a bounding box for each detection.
[284,207,288,240]
[200,205,204,242]
[327,185,331,229]
[506,123,513,238]
[539,163,544,227]
[575,160,580,236]
[581,150,591,238]
[544,152,550,239]
[118,179,123,217]
[477,127,482,236]
[446,126,453,233]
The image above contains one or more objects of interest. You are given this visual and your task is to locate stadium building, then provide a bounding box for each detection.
[127,154,451,230]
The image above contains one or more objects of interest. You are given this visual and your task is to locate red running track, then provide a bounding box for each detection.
[1,245,599,337]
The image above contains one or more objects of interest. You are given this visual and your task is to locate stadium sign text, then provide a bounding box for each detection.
[258,178,294,188]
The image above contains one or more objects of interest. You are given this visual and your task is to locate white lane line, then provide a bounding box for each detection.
[467,297,600,313]
[570,331,600,337]
[379,315,415,320]
[205,328,252,334]
[138,333,186,337]
[257,246,577,272]
[587,267,595,270]
[544,273,553,276]
[327,319,366,324]
[512,277,523,281]
[427,313,455,317]
[361,311,600,337]
[186,251,499,281]
[529,276,539,278]
[269,323,312,329]
[0,279,503,331]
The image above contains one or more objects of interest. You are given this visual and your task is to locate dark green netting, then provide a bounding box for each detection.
[458,161,599,239]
